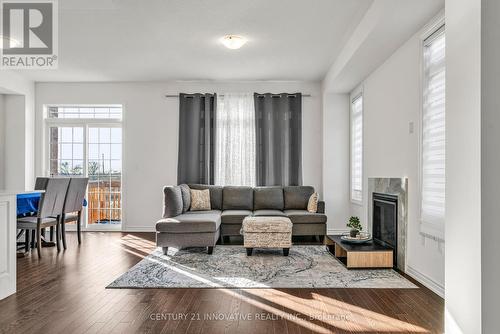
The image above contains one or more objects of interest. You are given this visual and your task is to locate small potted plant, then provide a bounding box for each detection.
[347,216,362,238]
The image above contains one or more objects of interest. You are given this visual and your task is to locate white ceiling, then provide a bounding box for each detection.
[21,0,373,82]
[14,0,445,84]
[324,0,445,93]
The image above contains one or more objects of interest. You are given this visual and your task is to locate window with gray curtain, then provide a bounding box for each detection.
[177,93,216,184]
[254,93,302,186]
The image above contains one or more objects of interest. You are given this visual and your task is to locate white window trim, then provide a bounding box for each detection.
[418,15,446,241]
[43,105,124,232]
[350,88,364,205]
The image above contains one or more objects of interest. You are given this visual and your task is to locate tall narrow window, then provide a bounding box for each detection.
[214,93,256,186]
[420,26,445,239]
[351,95,363,202]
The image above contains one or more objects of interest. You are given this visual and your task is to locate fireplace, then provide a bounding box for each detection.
[372,192,398,268]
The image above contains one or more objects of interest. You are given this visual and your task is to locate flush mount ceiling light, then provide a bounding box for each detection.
[0,35,21,49]
[221,35,247,49]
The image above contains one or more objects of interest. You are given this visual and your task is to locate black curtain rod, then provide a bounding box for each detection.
[165,93,311,98]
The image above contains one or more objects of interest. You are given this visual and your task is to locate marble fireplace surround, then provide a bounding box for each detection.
[367,178,408,272]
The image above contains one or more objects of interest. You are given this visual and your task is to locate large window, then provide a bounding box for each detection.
[351,95,363,203]
[214,93,256,186]
[420,25,445,239]
[45,105,123,229]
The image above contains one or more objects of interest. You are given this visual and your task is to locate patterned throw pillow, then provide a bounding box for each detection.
[190,189,211,211]
[307,192,318,213]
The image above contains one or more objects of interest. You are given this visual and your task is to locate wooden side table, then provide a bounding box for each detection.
[326,235,393,269]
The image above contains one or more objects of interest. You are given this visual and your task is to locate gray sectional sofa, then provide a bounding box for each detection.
[155,184,327,254]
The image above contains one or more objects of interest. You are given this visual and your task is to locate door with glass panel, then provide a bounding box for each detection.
[46,106,122,229]
[87,126,122,226]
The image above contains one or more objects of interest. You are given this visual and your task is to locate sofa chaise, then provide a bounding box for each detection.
[155,184,327,254]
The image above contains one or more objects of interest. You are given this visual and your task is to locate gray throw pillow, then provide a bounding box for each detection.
[162,186,183,218]
[179,184,191,212]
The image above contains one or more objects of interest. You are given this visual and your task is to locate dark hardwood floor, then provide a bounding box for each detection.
[0,232,444,334]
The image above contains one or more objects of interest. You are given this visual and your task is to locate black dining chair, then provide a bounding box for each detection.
[17,178,70,258]
[60,177,89,247]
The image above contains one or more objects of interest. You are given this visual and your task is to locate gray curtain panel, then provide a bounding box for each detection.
[254,93,302,186]
[177,93,217,184]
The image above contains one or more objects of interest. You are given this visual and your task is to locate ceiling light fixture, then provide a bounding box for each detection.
[221,35,247,49]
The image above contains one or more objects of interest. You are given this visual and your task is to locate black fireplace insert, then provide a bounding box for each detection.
[372,192,398,267]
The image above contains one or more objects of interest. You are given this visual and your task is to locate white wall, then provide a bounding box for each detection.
[0,71,35,191]
[347,16,445,295]
[322,93,350,233]
[445,0,482,333]
[35,81,322,231]
[4,96,27,190]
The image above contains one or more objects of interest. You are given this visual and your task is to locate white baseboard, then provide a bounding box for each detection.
[122,226,156,233]
[327,228,349,235]
[406,265,444,298]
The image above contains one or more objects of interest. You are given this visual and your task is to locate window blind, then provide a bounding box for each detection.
[420,26,445,240]
[351,95,363,202]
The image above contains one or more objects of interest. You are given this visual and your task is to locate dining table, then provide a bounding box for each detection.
[16,192,43,216]
[16,192,87,217]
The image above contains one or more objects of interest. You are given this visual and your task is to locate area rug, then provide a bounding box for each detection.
[107,246,417,289]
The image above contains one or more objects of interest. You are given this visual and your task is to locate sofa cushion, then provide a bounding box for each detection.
[223,186,254,210]
[188,184,223,210]
[156,210,221,233]
[221,210,252,225]
[284,210,327,224]
[253,186,284,210]
[283,186,315,210]
[179,184,191,212]
[253,209,287,217]
[162,186,183,218]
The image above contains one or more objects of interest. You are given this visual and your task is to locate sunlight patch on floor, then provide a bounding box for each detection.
[226,288,429,333]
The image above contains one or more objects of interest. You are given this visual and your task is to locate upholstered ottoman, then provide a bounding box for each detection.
[241,216,292,256]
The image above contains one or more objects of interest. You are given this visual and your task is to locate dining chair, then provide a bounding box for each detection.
[60,177,89,247]
[17,178,70,258]
[34,177,49,191]
[34,177,54,242]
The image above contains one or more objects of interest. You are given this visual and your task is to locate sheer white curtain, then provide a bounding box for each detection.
[215,93,256,186]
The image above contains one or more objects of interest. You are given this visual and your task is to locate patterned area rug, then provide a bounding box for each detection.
[107,246,417,289]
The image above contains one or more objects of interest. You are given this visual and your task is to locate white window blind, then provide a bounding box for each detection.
[420,26,445,240]
[351,95,363,202]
